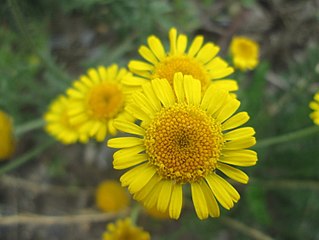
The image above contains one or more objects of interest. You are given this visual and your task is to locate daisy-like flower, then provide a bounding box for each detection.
[0,110,15,160]
[95,180,130,213]
[108,73,257,220]
[103,218,150,240]
[309,92,319,125]
[230,36,259,71]
[44,95,89,144]
[67,65,133,142]
[127,27,238,92]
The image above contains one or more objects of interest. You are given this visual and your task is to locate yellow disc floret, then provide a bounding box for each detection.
[145,104,224,183]
[87,83,124,120]
[152,56,208,88]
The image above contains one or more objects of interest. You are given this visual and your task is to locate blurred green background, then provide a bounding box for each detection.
[1,0,319,239]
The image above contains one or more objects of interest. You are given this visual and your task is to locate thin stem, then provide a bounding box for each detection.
[220,216,274,240]
[0,211,128,226]
[15,119,45,136]
[0,140,55,176]
[255,125,319,149]
[130,204,141,225]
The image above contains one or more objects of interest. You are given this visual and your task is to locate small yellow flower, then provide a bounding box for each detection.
[127,27,238,92]
[103,218,150,240]
[67,65,133,142]
[230,36,259,71]
[108,73,257,220]
[309,92,319,125]
[0,111,15,160]
[95,180,130,213]
[44,95,89,144]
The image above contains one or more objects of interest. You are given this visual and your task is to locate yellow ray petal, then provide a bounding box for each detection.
[151,79,175,107]
[133,92,156,115]
[191,182,209,220]
[169,28,177,54]
[223,127,255,141]
[113,120,145,136]
[173,72,185,103]
[201,86,228,115]
[184,75,201,106]
[147,35,166,61]
[205,174,234,210]
[201,181,220,217]
[125,104,151,123]
[113,145,145,162]
[196,43,220,64]
[142,82,162,112]
[177,34,187,54]
[113,153,148,170]
[129,60,154,71]
[138,45,158,64]
[219,149,257,167]
[108,137,144,148]
[188,35,204,57]
[217,162,249,184]
[120,163,149,187]
[212,173,240,202]
[157,180,173,213]
[222,112,250,131]
[210,79,238,92]
[134,174,161,202]
[216,98,240,123]
[169,183,183,219]
[224,137,256,150]
[128,164,156,193]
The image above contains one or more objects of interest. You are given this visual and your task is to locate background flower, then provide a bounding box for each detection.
[230,36,259,71]
[0,110,15,160]
[126,27,238,92]
[95,180,130,213]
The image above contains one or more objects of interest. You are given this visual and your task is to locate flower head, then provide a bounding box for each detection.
[103,218,150,240]
[230,36,259,71]
[44,95,89,144]
[108,73,257,220]
[0,110,15,160]
[309,92,319,125]
[127,28,238,92]
[67,65,133,142]
[95,180,130,213]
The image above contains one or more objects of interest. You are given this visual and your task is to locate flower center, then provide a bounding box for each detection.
[87,83,124,120]
[144,104,224,183]
[152,56,208,89]
[237,42,255,58]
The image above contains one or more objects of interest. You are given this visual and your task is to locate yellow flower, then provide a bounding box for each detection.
[103,218,150,240]
[67,65,133,142]
[127,27,238,92]
[230,36,259,71]
[95,180,130,213]
[108,73,257,220]
[309,92,319,125]
[44,95,89,144]
[0,111,15,160]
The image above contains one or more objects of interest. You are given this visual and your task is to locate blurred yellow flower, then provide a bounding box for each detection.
[67,65,133,142]
[0,111,15,160]
[44,95,89,144]
[230,36,259,71]
[108,73,257,220]
[95,180,130,213]
[309,92,319,125]
[144,206,170,220]
[103,218,150,240]
[127,27,238,92]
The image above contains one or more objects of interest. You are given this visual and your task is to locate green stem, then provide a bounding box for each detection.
[15,119,45,137]
[255,125,319,149]
[130,204,141,225]
[0,140,55,176]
